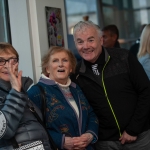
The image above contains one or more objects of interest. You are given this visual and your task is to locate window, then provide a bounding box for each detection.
[65,0,150,50]
[101,0,150,49]
[65,0,99,34]
[65,0,99,62]
[0,0,11,43]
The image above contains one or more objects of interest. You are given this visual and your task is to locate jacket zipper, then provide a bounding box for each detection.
[102,56,122,137]
[77,56,122,137]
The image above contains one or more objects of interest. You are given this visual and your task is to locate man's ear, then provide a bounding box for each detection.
[112,34,117,42]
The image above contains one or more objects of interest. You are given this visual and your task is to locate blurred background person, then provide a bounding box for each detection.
[0,42,51,150]
[102,24,120,48]
[137,24,150,80]
[28,46,99,150]
[130,24,147,57]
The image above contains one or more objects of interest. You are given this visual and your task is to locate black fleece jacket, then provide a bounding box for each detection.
[71,47,150,141]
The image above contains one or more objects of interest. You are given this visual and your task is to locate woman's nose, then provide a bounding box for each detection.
[58,61,63,67]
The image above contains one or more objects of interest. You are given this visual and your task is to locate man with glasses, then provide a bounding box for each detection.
[71,21,150,150]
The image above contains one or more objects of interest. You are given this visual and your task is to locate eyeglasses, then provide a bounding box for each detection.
[0,58,18,66]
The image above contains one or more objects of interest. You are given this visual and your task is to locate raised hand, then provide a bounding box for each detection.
[7,59,22,92]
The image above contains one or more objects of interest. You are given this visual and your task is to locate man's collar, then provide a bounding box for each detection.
[79,47,110,73]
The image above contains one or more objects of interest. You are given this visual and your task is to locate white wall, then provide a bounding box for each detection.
[27,0,68,82]
[8,0,67,83]
[8,0,34,80]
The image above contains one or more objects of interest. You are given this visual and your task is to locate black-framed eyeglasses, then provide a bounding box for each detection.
[0,57,18,66]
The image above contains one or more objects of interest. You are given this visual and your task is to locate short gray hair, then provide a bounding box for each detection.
[73,21,102,38]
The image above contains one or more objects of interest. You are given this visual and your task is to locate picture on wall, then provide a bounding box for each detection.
[45,6,64,47]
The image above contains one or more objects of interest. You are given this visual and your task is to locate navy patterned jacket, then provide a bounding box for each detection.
[28,77,99,150]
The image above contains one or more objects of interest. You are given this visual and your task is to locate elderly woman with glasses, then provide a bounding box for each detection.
[28,46,99,150]
[0,42,52,150]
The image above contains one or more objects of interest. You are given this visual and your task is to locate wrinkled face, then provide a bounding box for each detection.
[0,52,18,81]
[74,27,103,63]
[102,30,116,48]
[46,51,72,84]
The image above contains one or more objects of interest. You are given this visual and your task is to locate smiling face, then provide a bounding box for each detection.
[74,26,103,63]
[46,51,72,84]
[0,51,18,81]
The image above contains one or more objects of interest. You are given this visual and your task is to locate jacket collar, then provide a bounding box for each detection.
[79,47,110,73]
[39,77,76,88]
[0,77,33,92]
[0,79,11,92]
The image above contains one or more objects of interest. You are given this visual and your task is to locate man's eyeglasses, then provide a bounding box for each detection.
[0,58,18,66]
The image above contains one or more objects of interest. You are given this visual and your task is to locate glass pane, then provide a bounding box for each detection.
[132,0,149,9]
[132,0,140,9]
[139,0,147,7]
[148,9,150,23]
[140,9,149,24]
[102,0,113,5]
[102,7,115,25]
[0,0,11,42]
[132,9,148,37]
[123,0,128,8]
[65,0,98,34]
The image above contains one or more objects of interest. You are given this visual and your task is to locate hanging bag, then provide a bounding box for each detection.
[13,141,44,150]
[11,98,58,150]
[10,85,58,150]
[35,84,58,150]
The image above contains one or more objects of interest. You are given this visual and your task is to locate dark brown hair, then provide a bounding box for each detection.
[102,24,119,40]
[0,42,19,59]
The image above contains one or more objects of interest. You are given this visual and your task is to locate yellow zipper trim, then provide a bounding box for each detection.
[102,55,122,137]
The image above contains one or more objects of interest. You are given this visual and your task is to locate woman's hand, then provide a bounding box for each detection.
[63,133,93,150]
[72,133,93,149]
[63,137,74,150]
[7,60,22,92]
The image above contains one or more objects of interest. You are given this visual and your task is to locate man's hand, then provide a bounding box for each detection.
[119,131,137,144]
